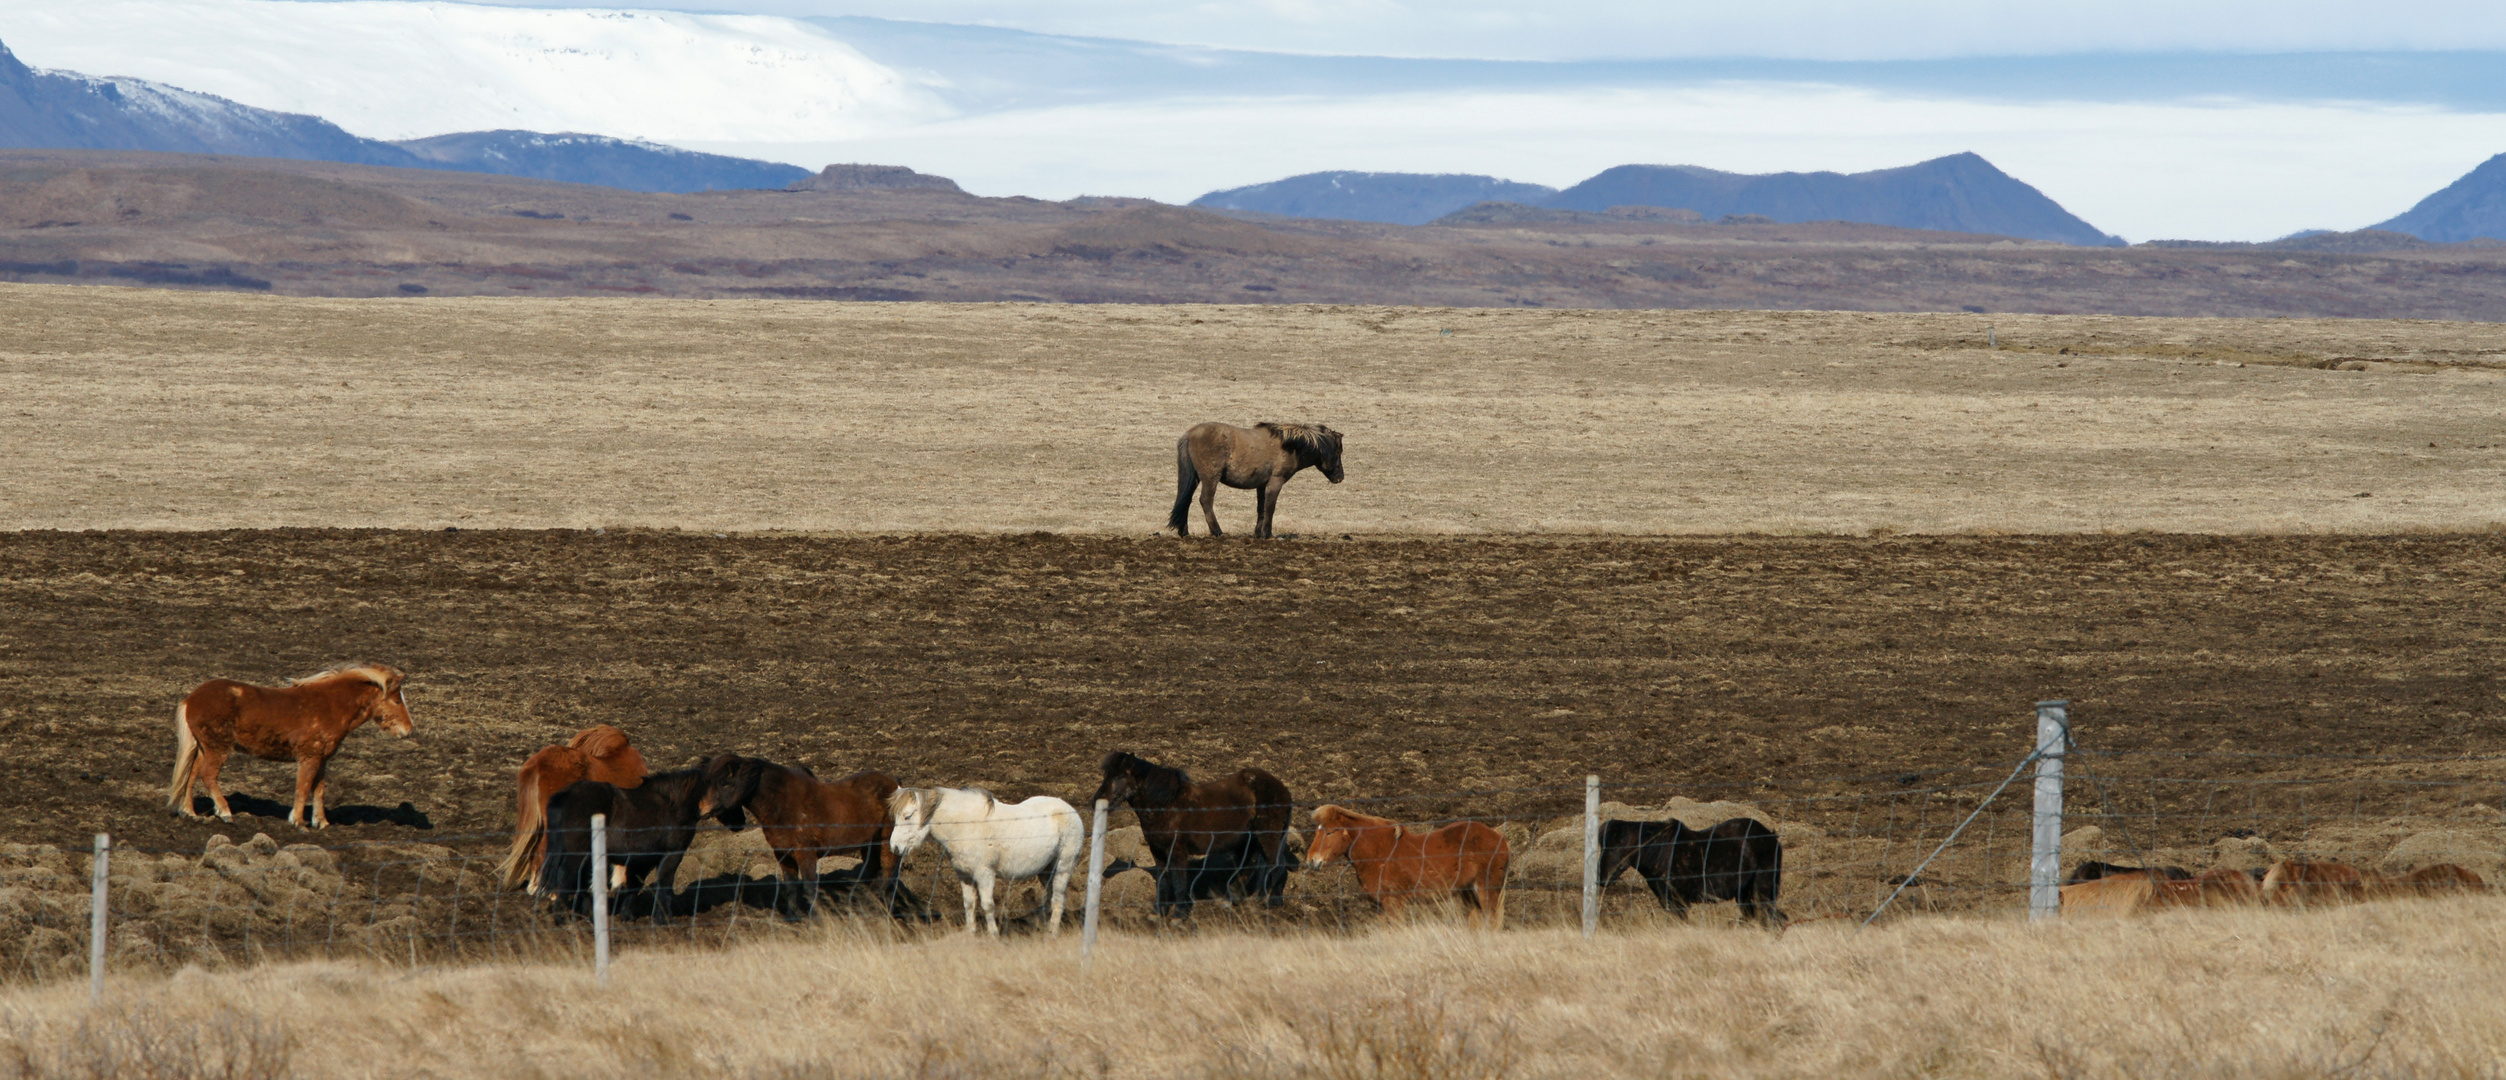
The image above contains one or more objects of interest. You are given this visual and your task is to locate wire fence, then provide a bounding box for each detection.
[6,713,2502,989]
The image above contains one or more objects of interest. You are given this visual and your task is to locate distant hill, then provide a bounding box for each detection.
[0,40,419,166]
[1546,153,2122,246]
[0,38,806,194]
[1192,171,1560,226]
[393,131,809,193]
[787,163,961,193]
[2373,152,2506,242]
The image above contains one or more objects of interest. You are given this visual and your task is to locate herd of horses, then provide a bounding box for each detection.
[159,668,1790,933]
[2058,858,2488,915]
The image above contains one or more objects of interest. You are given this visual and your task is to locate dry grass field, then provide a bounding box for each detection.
[5,284,2505,1075]
[3,284,2502,536]
[8,906,2506,1080]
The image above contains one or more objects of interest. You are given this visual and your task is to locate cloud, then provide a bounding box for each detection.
[406,0,2506,62]
[680,85,2506,241]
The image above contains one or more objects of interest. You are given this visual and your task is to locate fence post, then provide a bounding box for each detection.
[88,833,108,1002]
[590,813,609,984]
[1082,798,1108,967]
[1582,775,1600,939]
[2029,701,2070,921]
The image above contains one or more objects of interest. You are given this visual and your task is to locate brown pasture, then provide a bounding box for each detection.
[1,285,2501,536]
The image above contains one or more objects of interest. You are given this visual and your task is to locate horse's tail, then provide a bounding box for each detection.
[498,769,547,891]
[1168,437,1197,534]
[165,700,199,812]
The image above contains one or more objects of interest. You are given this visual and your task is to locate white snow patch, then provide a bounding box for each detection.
[0,0,950,142]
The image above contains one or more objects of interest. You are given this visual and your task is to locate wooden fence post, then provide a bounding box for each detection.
[1582,775,1600,939]
[1082,798,1108,967]
[2030,701,2070,921]
[591,812,610,983]
[88,833,108,1002]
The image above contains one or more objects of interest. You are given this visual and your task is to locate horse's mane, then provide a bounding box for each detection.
[287,662,396,690]
[1102,750,1189,805]
[1256,422,1342,461]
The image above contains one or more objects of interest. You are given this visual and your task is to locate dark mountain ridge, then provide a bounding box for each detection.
[2374,152,2506,242]
[1192,171,1561,227]
[0,39,809,194]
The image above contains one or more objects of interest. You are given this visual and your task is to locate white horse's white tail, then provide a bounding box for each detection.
[165,701,198,812]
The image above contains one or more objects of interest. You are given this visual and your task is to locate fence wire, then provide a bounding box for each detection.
[4,747,2501,985]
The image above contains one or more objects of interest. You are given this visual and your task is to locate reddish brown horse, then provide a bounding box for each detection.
[166,664,414,829]
[2260,859,2372,906]
[1306,804,1510,929]
[1169,421,1344,538]
[698,755,903,920]
[497,725,650,890]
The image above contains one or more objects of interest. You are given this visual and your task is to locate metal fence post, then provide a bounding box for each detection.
[2029,701,2070,921]
[1082,798,1108,967]
[88,833,108,1002]
[590,813,609,983]
[1582,775,1600,939]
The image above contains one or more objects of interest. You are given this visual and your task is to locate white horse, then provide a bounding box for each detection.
[887,786,1085,936]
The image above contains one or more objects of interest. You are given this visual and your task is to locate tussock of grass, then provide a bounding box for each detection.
[7,900,2505,1079]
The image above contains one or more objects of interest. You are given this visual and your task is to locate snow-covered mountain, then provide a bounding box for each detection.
[0,0,946,143]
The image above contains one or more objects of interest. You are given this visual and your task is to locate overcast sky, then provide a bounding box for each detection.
[407,0,2506,60]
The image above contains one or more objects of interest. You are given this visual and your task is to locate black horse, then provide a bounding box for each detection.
[1596,817,1786,926]
[537,767,727,923]
[1092,750,1294,916]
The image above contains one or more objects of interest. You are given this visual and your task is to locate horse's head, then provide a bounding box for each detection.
[365,667,415,737]
[1092,751,1139,807]
[696,754,759,831]
[1305,805,1356,868]
[886,788,936,861]
[1306,425,1345,484]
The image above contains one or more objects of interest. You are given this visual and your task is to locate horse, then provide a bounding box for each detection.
[888,787,1084,936]
[2066,867,2260,915]
[1168,421,1344,538]
[1092,750,1295,917]
[2064,860,2192,886]
[2387,863,2487,895]
[1595,817,1786,926]
[498,725,649,891]
[536,766,723,922]
[166,664,415,829]
[1306,805,1509,929]
[698,755,902,920]
[2260,859,2371,907]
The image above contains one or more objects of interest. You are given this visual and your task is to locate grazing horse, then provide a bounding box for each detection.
[498,725,649,891]
[1092,750,1295,917]
[1305,805,1509,928]
[698,755,902,920]
[2066,867,2263,915]
[537,767,722,921]
[1596,817,1786,926]
[2388,863,2487,895]
[888,787,1084,936]
[2260,859,2372,907]
[166,664,415,829]
[1169,421,1344,538]
[2064,860,2192,886]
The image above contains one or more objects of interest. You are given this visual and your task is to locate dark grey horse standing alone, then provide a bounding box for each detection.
[1169,421,1344,538]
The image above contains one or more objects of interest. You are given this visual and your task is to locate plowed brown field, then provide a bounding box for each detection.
[4,530,2498,857]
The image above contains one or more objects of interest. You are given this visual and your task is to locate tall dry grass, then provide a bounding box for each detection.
[6,900,2505,1080]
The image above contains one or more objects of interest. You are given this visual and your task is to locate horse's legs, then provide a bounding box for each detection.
[1197,477,1223,537]
[975,867,1001,937]
[308,758,332,829]
[1256,479,1284,539]
[1047,857,1073,935]
[959,879,981,934]
[197,746,236,822]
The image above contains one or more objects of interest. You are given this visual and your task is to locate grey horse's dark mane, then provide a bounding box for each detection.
[1257,422,1342,462]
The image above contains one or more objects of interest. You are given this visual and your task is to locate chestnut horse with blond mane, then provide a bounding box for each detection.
[166,664,414,829]
[1170,421,1344,538]
[496,725,650,890]
[1306,804,1510,929]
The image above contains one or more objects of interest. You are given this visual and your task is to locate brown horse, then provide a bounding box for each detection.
[2260,859,2372,906]
[698,755,903,920]
[1306,804,1509,929]
[497,725,650,891]
[1169,421,1344,538]
[166,664,414,829]
[1092,750,1295,917]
